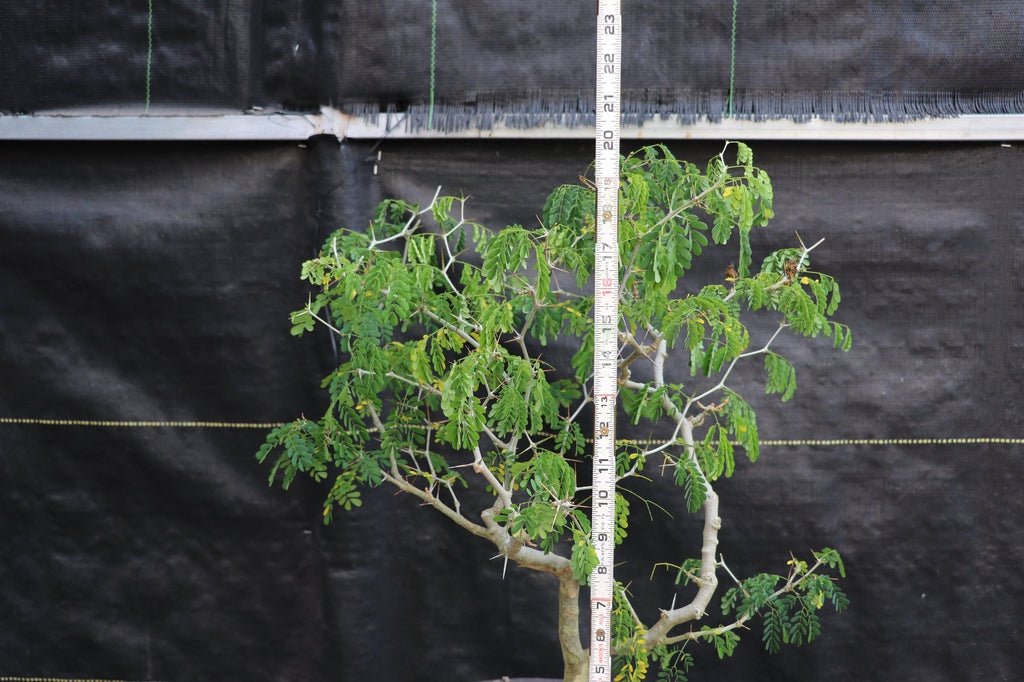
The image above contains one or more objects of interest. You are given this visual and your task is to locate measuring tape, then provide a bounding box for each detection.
[590,2,621,680]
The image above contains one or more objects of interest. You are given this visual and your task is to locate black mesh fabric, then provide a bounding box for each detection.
[0,1,322,112]
[1,138,1022,680]
[1,1,1022,122]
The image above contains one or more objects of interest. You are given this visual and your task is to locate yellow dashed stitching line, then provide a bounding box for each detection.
[759,437,1024,446]
[612,437,1024,446]
[0,678,170,682]
[0,417,282,429]
[2,419,1021,446]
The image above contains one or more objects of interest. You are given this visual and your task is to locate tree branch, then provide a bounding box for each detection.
[616,331,727,646]
[370,185,442,249]
[648,177,728,233]
[683,321,788,419]
[479,505,573,579]
[641,415,722,648]
[381,470,491,540]
[380,370,442,396]
[472,445,513,508]
[419,307,482,346]
[558,578,589,682]
[657,556,831,647]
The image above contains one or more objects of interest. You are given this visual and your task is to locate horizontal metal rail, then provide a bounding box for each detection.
[1,107,1022,141]
[0,111,325,141]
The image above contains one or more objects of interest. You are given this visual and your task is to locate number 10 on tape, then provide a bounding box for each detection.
[590,3,621,681]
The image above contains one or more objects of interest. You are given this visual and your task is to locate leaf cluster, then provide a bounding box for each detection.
[257,143,852,679]
[612,583,651,682]
[718,549,849,655]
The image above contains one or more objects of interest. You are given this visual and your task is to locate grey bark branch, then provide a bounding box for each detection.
[382,470,491,540]
[683,320,788,419]
[419,307,482,345]
[480,506,573,578]
[658,556,831,646]
[558,577,589,682]
[641,416,722,648]
[370,186,441,249]
[473,445,513,508]
[615,325,727,649]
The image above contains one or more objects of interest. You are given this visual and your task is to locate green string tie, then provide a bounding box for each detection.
[145,0,154,113]
[727,0,738,117]
[428,0,438,129]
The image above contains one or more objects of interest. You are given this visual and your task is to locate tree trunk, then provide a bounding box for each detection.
[558,577,589,682]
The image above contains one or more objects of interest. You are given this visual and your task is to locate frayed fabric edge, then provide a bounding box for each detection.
[340,89,1024,132]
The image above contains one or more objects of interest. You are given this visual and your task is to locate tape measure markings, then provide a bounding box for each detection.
[590,3,622,681]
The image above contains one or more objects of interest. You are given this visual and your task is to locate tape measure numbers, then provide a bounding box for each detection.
[590,3,622,680]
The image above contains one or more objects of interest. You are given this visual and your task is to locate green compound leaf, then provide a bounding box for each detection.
[699,628,740,659]
[481,225,533,289]
[289,308,316,336]
[722,389,759,462]
[439,357,484,450]
[764,351,797,401]
[735,141,753,166]
[543,183,595,229]
[570,532,599,585]
[763,604,785,654]
[674,456,707,513]
[812,547,848,578]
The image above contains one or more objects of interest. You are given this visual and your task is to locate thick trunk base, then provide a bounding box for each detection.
[558,578,589,682]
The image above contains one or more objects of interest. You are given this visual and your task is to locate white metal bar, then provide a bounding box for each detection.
[0,112,325,141]
[1,108,1022,141]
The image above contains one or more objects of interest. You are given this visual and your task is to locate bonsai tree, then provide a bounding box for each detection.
[258,142,851,681]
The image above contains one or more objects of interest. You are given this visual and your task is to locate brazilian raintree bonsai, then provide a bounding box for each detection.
[258,143,850,682]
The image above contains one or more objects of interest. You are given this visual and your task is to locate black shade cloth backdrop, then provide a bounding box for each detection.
[2,1,1023,122]
[1,137,1023,681]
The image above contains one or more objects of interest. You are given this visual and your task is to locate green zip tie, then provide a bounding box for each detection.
[428,0,438,129]
[145,0,153,113]
[727,0,738,116]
